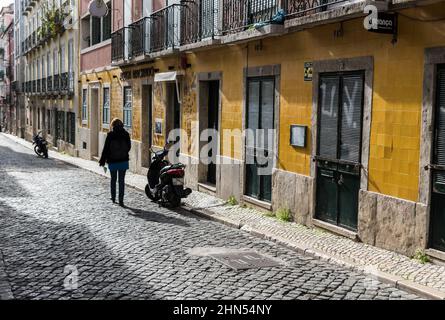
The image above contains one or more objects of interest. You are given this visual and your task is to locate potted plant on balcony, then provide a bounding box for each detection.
[40,2,70,40]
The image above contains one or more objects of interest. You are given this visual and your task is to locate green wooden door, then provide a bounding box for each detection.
[245,77,275,202]
[431,65,445,252]
[315,72,364,231]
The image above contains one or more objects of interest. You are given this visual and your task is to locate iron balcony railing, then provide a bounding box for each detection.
[130,17,151,57]
[180,0,220,46]
[68,72,75,93]
[150,4,182,53]
[53,74,60,91]
[32,80,36,93]
[111,27,130,61]
[111,27,127,61]
[285,0,348,18]
[47,75,53,92]
[222,0,280,34]
[60,72,74,93]
[60,72,68,91]
[36,79,41,93]
[41,77,47,93]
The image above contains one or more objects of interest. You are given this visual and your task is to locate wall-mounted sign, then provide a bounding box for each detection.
[155,118,163,135]
[368,13,398,35]
[290,125,307,148]
[304,62,313,81]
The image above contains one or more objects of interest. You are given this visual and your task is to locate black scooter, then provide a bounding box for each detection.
[33,131,49,159]
[145,143,192,207]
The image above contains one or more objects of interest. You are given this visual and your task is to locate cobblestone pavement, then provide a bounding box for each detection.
[0,135,421,300]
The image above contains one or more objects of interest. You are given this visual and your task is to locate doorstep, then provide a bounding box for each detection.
[197,182,216,195]
[426,249,445,265]
[312,219,359,241]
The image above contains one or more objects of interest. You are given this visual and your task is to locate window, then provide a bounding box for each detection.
[102,3,112,41]
[103,87,110,124]
[47,52,51,76]
[60,45,65,73]
[67,112,76,144]
[85,2,112,48]
[123,87,132,128]
[53,49,59,75]
[82,89,88,122]
[91,17,101,45]
[68,40,73,73]
[47,109,51,134]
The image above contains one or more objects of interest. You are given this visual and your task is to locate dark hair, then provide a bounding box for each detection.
[111,118,124,130]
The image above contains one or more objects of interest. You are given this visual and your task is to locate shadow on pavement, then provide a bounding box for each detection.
[125,206,191,228]
[0,200,154,300]
[0,145,74,172]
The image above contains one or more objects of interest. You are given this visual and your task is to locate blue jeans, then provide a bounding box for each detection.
[110,170,126,203]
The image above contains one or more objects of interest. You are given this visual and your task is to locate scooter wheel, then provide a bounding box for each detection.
[162,186,181,208]
[145,184,158,201]
[34,145,44,158]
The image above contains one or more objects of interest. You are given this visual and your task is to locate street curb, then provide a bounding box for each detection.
[181,206,445,300]
[2,133,444,300]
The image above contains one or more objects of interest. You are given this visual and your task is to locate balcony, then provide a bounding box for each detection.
[32,80,36,94]
[112,4,182,64]
[150,4,182,55]
[221,0,284,43]
[284,0,383,29]
[53,74,60,92]
[130,17,151,58]
[180,0,221,51]
[41,77,46,93]
[36,79,41,93]
[47,76,53,92]
[60,72,74,95]
[111,27,127,62]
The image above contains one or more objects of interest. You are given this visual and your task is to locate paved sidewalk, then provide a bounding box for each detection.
[0,251,13,300]
[2,132,445,300]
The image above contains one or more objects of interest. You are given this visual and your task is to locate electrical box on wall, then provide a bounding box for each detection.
[290,125,307,148]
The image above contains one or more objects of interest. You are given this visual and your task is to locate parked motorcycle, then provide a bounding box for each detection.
[33,131,49,159]
[145,142,192,207]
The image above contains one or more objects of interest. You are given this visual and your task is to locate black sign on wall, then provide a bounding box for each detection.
[368,13,398,35]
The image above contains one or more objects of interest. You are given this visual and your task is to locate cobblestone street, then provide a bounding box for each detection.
[0,134,421,300]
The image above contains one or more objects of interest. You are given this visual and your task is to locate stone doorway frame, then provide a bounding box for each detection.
[241,64,281,209]
[197,71,223,194]
[419,46,445,251]
[310,56,374,232]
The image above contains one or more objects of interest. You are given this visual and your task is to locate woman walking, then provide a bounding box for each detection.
[99,118,131,207]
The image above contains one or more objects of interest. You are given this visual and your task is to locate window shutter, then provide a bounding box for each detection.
[340,74,364,163]
[318,76,340,159]
[434,66,445,186]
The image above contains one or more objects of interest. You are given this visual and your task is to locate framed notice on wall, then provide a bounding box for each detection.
[290,125,307,148]
[155,118,163,135]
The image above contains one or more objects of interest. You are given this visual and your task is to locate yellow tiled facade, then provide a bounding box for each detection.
[104,2,445,255]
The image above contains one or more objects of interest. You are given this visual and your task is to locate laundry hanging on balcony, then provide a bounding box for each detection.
[251,9,285,30]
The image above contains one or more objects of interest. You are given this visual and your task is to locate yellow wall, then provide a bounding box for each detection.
[179,8,445,203]
[107,4,445,203]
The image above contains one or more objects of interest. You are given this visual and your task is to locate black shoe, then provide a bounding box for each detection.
[119,202,125,207]
[111,198,116,204]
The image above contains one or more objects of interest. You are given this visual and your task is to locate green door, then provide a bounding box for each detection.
[245,77,275,202]
[315,72,364,231]
[431,65,445,252]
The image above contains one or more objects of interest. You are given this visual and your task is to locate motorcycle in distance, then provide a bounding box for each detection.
[32,131,49,159]
[145,142,192,207]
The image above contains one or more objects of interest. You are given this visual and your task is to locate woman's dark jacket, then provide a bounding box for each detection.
[99,127,131,166]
